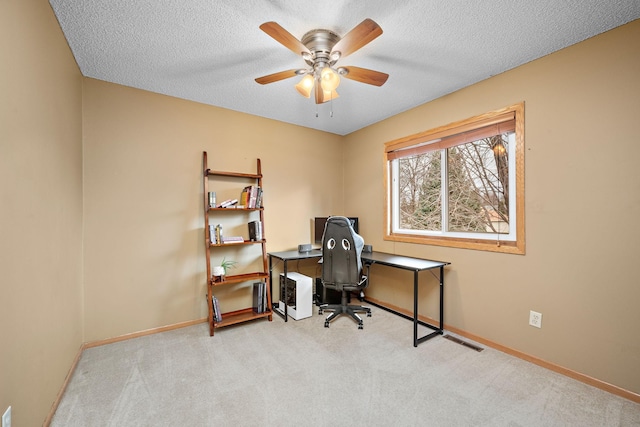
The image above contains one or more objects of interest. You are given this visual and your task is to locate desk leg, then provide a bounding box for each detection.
[269,255,273,310]
[283,260,288,322]
[269,256,288,322]
[439,265,444,330]
[414,267,445,346]
[413,270,419,347]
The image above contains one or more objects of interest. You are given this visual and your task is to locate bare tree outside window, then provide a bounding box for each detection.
[398,151,441,230]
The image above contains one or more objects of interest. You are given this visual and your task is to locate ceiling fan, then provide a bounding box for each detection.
[255,19,389,104]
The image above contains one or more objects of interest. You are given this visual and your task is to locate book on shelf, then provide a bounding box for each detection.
[250,186,258,209]
[222,236,244,244]
[208,225,216,244]
[255,187,263,209]
[240,186,250,207]
[212,224,222,244]
[216,198,238,208]
[248,220,263,241]
[252,281,265,314]
[212,295,222,322]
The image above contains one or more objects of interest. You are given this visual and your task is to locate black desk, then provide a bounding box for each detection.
[267,249,450,347]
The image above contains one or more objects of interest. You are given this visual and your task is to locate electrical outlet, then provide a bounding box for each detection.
[2,406,11,427]
[529,310,542,328]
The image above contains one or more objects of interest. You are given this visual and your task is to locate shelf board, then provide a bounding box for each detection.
[209,240,265,247]
[207,207,264,212]
[214,308,272,329]
[205,169,261,180]
[211,271,268,286]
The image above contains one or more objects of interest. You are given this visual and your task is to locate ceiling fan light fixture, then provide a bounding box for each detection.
[320,67,340,92]
[321,89,339,103]
[295,74,315,98]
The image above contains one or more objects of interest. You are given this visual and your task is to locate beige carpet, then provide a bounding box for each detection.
[51,306,640,426]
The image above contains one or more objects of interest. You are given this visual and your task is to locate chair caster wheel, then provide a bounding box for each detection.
[358,324,363,330]
[324,321,330,328]
[318,309,323,315]
[367,312,372,317]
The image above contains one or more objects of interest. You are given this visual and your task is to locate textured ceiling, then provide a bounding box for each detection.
[50,0,640,135]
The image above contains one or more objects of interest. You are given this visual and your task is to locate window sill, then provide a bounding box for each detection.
[385,233,525,255]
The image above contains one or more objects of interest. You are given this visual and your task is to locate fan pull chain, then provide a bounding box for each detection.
[314,94,335,118]
[330,96,334,118]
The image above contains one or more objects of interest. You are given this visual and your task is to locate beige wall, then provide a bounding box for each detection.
[2,2,639,424]
[0,1,84,426]
[344,20,640,394]
[82,79,344,341]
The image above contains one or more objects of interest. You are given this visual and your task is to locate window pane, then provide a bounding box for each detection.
[398,152,441,230]
[447,134,510,234]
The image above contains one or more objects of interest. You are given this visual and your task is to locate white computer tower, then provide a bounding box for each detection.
[278,272,312,320]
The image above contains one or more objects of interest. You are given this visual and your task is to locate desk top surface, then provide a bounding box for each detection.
[362,251,449,271]
[268,249,449,271]
[268,248,323,261]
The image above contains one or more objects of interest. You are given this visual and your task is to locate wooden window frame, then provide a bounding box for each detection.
[383,102,525,254]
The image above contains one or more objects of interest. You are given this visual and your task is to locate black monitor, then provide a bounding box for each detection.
[314,216,359,244]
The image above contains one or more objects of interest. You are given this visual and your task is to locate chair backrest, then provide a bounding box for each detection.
[321,216,364,286]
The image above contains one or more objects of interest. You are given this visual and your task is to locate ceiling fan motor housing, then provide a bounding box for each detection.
[301,29,340,67]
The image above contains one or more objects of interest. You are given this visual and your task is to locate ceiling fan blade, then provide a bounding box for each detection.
[255,69,299,85]
[331,19,383,58]
[341,66,389,86]
[315,84,323,104]
[260,22,311,57]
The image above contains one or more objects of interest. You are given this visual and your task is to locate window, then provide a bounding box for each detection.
[384,103,525,254]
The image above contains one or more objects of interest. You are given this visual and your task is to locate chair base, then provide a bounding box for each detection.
[319,301,372,329]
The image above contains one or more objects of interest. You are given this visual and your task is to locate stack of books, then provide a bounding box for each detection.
[212,295,222,322]
[253,282,266,314]
[240,186,263,209]
[216,198,238,208]
[248,220,263,241]
[210,224,223,244]
[222,236,244,244]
